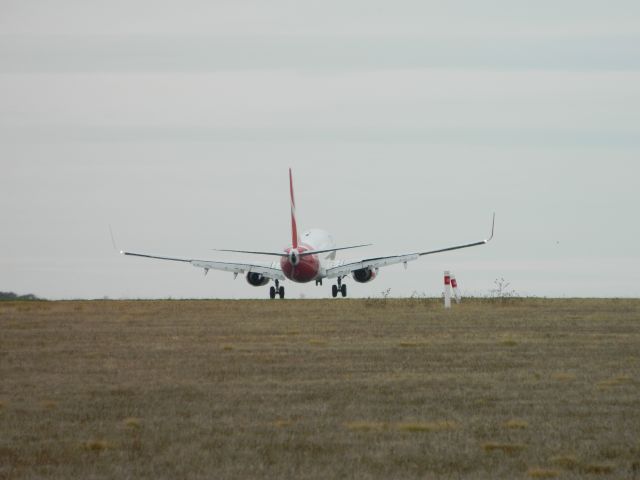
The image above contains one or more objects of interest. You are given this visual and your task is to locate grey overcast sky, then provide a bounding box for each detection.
[1,0,639,299]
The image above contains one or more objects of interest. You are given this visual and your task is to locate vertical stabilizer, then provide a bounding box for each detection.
[289,168,300,248]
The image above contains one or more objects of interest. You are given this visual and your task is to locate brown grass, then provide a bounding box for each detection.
[551,372,576,382]
[596,374,633,390]
[39,400,58,410]
[549,454,579,469]
[1,298,639,479]
[527,467,560,478]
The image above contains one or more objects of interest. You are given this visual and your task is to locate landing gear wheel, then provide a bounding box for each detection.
[279,286,285,299]
[332,276,345,299]
[269,286,276,299]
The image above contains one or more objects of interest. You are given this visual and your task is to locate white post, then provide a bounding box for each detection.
[444,271,452,309]
[451,274,461,304]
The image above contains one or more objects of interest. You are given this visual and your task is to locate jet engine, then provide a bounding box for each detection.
[246,272,269,287]
[352,267,378,283]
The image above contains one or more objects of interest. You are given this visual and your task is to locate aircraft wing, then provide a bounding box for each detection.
[325,214,495,279]
[325,254,419,278]
[121,251,285,280]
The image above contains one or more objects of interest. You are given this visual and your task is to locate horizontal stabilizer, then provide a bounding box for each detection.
[213,244,371,257]
[299,244,371,257]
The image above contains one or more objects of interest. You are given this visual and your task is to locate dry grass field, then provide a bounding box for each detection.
[1,298,639,479]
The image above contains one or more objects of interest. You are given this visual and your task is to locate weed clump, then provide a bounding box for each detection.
[551,372,576,382]
[123,417,141,430]
[396,421,458,433]
[83,440,111,452]
[583,463,615,474]
[504,419,528,429]
[488,277,519,304]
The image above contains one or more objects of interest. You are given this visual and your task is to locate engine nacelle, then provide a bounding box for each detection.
[246,272,269,287]
[352,267,378,283]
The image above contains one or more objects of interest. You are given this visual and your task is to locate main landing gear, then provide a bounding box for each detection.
[269,279,285,299]
[331,277,347,298]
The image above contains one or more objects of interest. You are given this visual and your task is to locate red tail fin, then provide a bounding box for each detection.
[289,168,300,248]
[289,169,300,248]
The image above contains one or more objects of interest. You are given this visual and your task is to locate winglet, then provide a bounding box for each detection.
[289,168,300,249]
[108,225,124,254]
[486,213,496,243]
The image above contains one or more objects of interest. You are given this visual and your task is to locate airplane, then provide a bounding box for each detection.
[116,169,494,299]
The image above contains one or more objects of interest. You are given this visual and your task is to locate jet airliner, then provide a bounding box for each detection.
[118,169,494,298]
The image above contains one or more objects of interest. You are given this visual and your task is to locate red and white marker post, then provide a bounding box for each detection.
[451,274,461,304]
[444,271,452,309]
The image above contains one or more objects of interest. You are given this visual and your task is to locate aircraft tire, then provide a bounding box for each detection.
[270,286,276,299]
[279,286,285,298]
[332,285,338,298]
[341,284,347,297]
